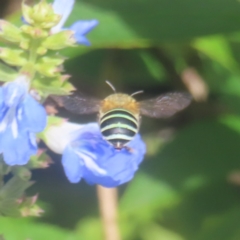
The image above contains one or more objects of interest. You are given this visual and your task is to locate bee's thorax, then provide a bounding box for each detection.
[100,93,140,116]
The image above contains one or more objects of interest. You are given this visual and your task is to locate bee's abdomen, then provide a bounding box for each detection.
[100,109,139,148]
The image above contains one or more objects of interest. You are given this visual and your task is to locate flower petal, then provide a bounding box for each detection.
[51,0,75,33]
[0,75,43,166]
[0,126,37,165]
[44,121,86,154]
[0,87,3,106]
[17,95,47,133]
[75,145,107,177]
[60,122,146,187]
[84,174,121,188]
[73,35,91,46]
[83,134,145,187]
[3,79,27,107]
[62,145,83,183]
[0,87,6,120]
[69,20,99,45]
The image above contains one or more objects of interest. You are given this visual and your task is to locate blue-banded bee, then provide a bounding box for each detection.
[53,82,191,149]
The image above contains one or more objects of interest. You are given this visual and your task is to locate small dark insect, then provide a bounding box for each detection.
[52,81,192,149]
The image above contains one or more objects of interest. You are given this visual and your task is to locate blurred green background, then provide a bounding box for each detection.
[2,0,240,239]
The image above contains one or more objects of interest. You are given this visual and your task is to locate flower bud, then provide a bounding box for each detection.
[0,20,22,43]
[0,61,18,82]
[40,55,65,66]
[36,46,47,55]
[62,80,76,92]
[22,0,61,29]
[31,75,75,96]
[0,48,28,66]
[35,61,60,77]
[61,74,71,82]
[19,195,44,217]
[41,30,76,50]
[21,25,48,39]
[22,2,34,25]
[12,166,32,181]
[20,39,30,50]
[28,150,52,169]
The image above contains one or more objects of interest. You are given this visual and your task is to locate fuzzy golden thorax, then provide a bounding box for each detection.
[100,93,140,116]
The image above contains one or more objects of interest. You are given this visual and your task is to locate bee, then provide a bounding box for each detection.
[52,81,192,149]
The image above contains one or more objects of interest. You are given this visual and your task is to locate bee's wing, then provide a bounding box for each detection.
[51,92,101,114]
[140,92,192,118]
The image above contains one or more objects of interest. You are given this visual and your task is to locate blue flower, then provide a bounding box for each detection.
[51,0,98,45]
[0,76,47,165]
[45,121,146,188]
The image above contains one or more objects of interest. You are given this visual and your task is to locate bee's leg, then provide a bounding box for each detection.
[124,146,134,153]
[113,145,134,153]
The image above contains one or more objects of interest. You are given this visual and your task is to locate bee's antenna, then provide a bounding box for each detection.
[106,80,116,92]
[131,90,144,97]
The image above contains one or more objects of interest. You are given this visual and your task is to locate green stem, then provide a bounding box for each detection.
[0,160,3,188]
[29,40,39,63]
[20,39,41,80]
[0,156,10,188]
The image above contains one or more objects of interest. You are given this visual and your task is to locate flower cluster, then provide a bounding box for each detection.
[0,75,46,165]
[0,0,146,188]
[0,0,98,165]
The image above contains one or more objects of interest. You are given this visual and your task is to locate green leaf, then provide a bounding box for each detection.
[219,115,240,134]
[139,50,166,82]
[32,76,75,97]
[67,0,240,49]
[220,75,240,96]
[0,176,33,217]
[0,176,32,200]
[119,173,180,239]
[65,49,168,89]
[141,223,185,240]
[192,35,238,72]
[0,48,28,67]
[75,218,103,240]
[196,207,240,240]
[0,20,22,43]
[145,120,240,186]
[28,150,52,169]
[0,218,77,240]
[143,119,240,238]
[0,62,17,82]
[11,166,32,181]
[120,172,180,219]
